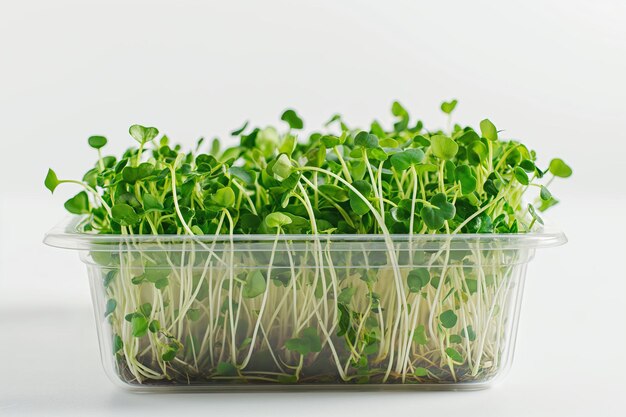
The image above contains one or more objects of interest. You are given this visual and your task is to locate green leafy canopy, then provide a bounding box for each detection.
[45,102,570,238]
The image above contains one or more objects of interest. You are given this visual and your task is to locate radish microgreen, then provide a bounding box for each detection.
[46,100,570,386]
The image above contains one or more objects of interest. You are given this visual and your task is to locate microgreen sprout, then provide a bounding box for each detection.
[46,100,570,386]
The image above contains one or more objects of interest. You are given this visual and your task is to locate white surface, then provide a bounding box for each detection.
[1,0,626,416]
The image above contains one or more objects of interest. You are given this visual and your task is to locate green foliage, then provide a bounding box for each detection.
[421,193,455,230]
[111,204,140,227]
[354,131,379,149]
[44,102,572,386]
[129,124,159,144]
[285,327,322,355]
[445,347,464,363]
[413,324,429,345]
[113,334,123,353]
[280,109,304,130]
[407,268,430,293]
[104,298,117,317]
[440,99,458,115]
[214,187,235,208]
[349,180,372,216]
[479,119,498,141]
[440,309,458,328]
[64,191,90,214]
[549,158,572,178]
[265,212,292,229]
[216,362,237,376]
[44,169,59,193]
[243,271,266,298]
[390,149,425,171]
[131,315,149,337]
[338,287,356,304]
[430,135,458,160]
[88,135,107,149]
[46,102,569,238]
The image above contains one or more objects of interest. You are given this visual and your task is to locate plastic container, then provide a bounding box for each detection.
[44,216,566,391]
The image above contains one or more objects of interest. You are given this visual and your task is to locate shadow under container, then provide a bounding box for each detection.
[44,217,566,391]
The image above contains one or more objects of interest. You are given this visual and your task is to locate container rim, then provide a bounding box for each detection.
[43,216,567,251]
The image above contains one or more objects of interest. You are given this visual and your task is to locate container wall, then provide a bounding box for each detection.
[84,241,532,390]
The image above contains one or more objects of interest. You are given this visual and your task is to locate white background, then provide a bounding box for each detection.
[1,1,625,416]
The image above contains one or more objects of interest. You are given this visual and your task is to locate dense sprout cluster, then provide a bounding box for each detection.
[45,101,571,387]
[45,101,571,237]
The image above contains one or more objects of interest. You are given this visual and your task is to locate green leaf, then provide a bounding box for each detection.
[122,163,153,184]
[391,101,409,131]
[461,325,476,341]
[479,119,498,141]
[88,135,107,149]
[407,268,430,293]
[430,135,459,160]
[440,99,458,114]
[413,324,429,345]
[216,362,237,376]
[514,166,529,185]
[154,277,169,289]
[548,158,572,178]
[285,338,309,355]
[414,367,428,377]
[129,124,159,144]
[44,169,60,193]
[104,271,116,288]
[528,204,544,225]
[113,334,123,353]
[104,298,117,317]
[280,135,297,156]
[540,186,552,201]
[162,345,179,362]
[468,140,488,165]
[131,315,148,337]
[229,166,257,185]
[265,212,293,229]
[320,135,341,148]
[214,187,235,208]
[272,153,293,179]
[354,131,379,149]
[301,327,322,353]
[349,180,372,216]
[420,193,455,230]
[390,149,425,171]
[64,191,90,214]
[243,271,266,298]
[280,109,304,130]
[454,165,477,195]
[186,308,201,321]
[338,287,356,304]
[324,113,344,128]
[191,225,204,235]
[368,147,388,161]
[285,327,322,355]
[538,196,559,212]
[139,302,152,317]
[318,184,349,202]
[445,347,464,363]
[440,309,458,329]
[143,193,164,211]
[391,101,408,118]
[148,320,161,333]
[111,203,141,226]
[519,159,535,173]
[230,121,249,136]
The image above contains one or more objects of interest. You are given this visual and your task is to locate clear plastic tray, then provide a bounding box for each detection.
[44,216,566,391]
